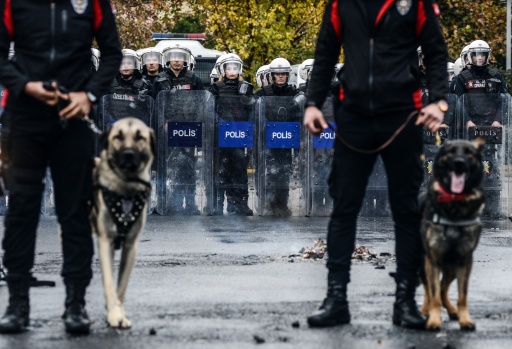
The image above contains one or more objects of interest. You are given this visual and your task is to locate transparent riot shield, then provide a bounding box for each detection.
[212,95,256,216]
[421,94,458,192]
[257,96,306,216]
[306,97,335,216]
[156,90,214,215]
[461,93,509,219]
[0,91,7,215]
[96,94,157,214]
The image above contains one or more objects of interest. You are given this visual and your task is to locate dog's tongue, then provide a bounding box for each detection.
[450,172,465,194]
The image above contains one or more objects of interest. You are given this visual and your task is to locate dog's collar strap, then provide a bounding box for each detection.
[436,185,472,203]
[432,213,481,227]
[100,186,148,250]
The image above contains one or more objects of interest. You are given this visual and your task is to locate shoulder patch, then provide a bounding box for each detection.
[432,3,440,16]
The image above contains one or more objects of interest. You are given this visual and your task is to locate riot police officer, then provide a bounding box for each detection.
[452,40,507,219]
[108,49,151,96]
[210,53,254,216]
[256,58,301,216]
[153,44,204,97]
[297,59,314,94]
[452,40,507,97]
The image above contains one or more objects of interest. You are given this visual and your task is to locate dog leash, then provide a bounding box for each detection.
[326,110,420,154]
[43,81,102,135]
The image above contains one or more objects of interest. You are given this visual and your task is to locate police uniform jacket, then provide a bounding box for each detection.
[451,67,508,97]
[153,69,204,98]
[256,83,297,97]
[0,0,122,113]
[306,0,448,115]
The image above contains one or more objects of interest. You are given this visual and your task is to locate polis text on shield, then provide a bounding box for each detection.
[272,131,292,139]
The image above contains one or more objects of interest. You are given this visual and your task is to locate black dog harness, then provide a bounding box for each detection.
[431,213,481,227]
[100,181,151,250]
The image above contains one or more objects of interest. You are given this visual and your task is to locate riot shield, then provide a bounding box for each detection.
[0,89,8,215]
[257,96,306,216]
[461,93,509,219]
[212,95,256,216]
[96,94,156,214]
[421,94,458,191]
[306,97,335,216]
[156,90,214,215]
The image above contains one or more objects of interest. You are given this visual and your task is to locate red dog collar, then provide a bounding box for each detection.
[436,184,471,203]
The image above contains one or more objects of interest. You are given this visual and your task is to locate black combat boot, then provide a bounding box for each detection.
[392,274,426,329]
[62,281,91,335]
[0,277,30,333]
[307,272,350,327]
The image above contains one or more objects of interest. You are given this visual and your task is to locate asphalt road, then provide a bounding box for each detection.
[0,216,511,349]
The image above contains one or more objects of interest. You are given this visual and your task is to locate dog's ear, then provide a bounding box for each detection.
[472,136,486,153]
[149,128,156,156]
[99,126,112,151]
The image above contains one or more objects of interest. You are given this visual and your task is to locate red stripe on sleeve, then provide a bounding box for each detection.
[330,0,343,42]
[412,89,423,109]
[4,0,13,38]
[375,0,395,26]
[93,0,103,33]
[416,1,427,37]
[338,87,345,102]
[1,89,8,108]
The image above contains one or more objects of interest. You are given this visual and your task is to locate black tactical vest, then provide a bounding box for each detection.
[215,81,239,96]
[461,68,499,94]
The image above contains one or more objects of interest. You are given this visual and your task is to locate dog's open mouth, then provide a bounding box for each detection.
[450,171,466,194]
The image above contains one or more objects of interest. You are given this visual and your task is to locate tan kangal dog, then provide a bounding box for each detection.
[90,117,155,328]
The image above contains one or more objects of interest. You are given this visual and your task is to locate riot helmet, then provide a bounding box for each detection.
[163,44,192,70]
[119,49,140,77]
[91,48,100,71]
[269,57,292,85]
[210,66,219,85]
[447,62,455,82]
[299,59,314,82]
[218,53,243,80]
[467,40,491,67]
[256,64,269,87]
[141,48,163,75]
[333,63,344,82]
[453,57,463,76]
[460,45,470,67]
[189,55,196,71]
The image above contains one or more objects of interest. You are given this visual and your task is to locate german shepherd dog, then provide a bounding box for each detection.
[421,138,485,331]
[90,117,155,328]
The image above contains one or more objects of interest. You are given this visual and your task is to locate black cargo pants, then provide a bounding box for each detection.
[2,108,94,283]
[327,106,424,283]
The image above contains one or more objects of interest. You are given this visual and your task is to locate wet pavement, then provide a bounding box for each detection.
[1,215,512,348]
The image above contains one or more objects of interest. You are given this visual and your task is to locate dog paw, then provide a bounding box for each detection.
[107,306,126,328]
[426,319,441,331]
[459,320,476,331]
[120,316,132,329]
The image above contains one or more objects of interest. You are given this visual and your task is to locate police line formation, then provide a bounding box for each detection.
[1,39,510,219]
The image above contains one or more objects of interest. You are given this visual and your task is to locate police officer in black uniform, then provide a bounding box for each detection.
[155,45,204,214]
[210,53,254,216]
[257,57,301,217]
[108,49,151,96]
[153,44,204,96]
[452,40,507,219]
[0,0,121,334]
[304,0,447,329]
[140,48,163,90]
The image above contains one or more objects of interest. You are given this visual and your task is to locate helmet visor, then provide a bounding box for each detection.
[470,51,489,66]
[165,50,190,64]
[120,56,137,71]
[224,62,241,75]
[142,52,161,65]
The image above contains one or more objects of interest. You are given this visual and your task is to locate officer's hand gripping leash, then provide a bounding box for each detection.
[43,81,102,135]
